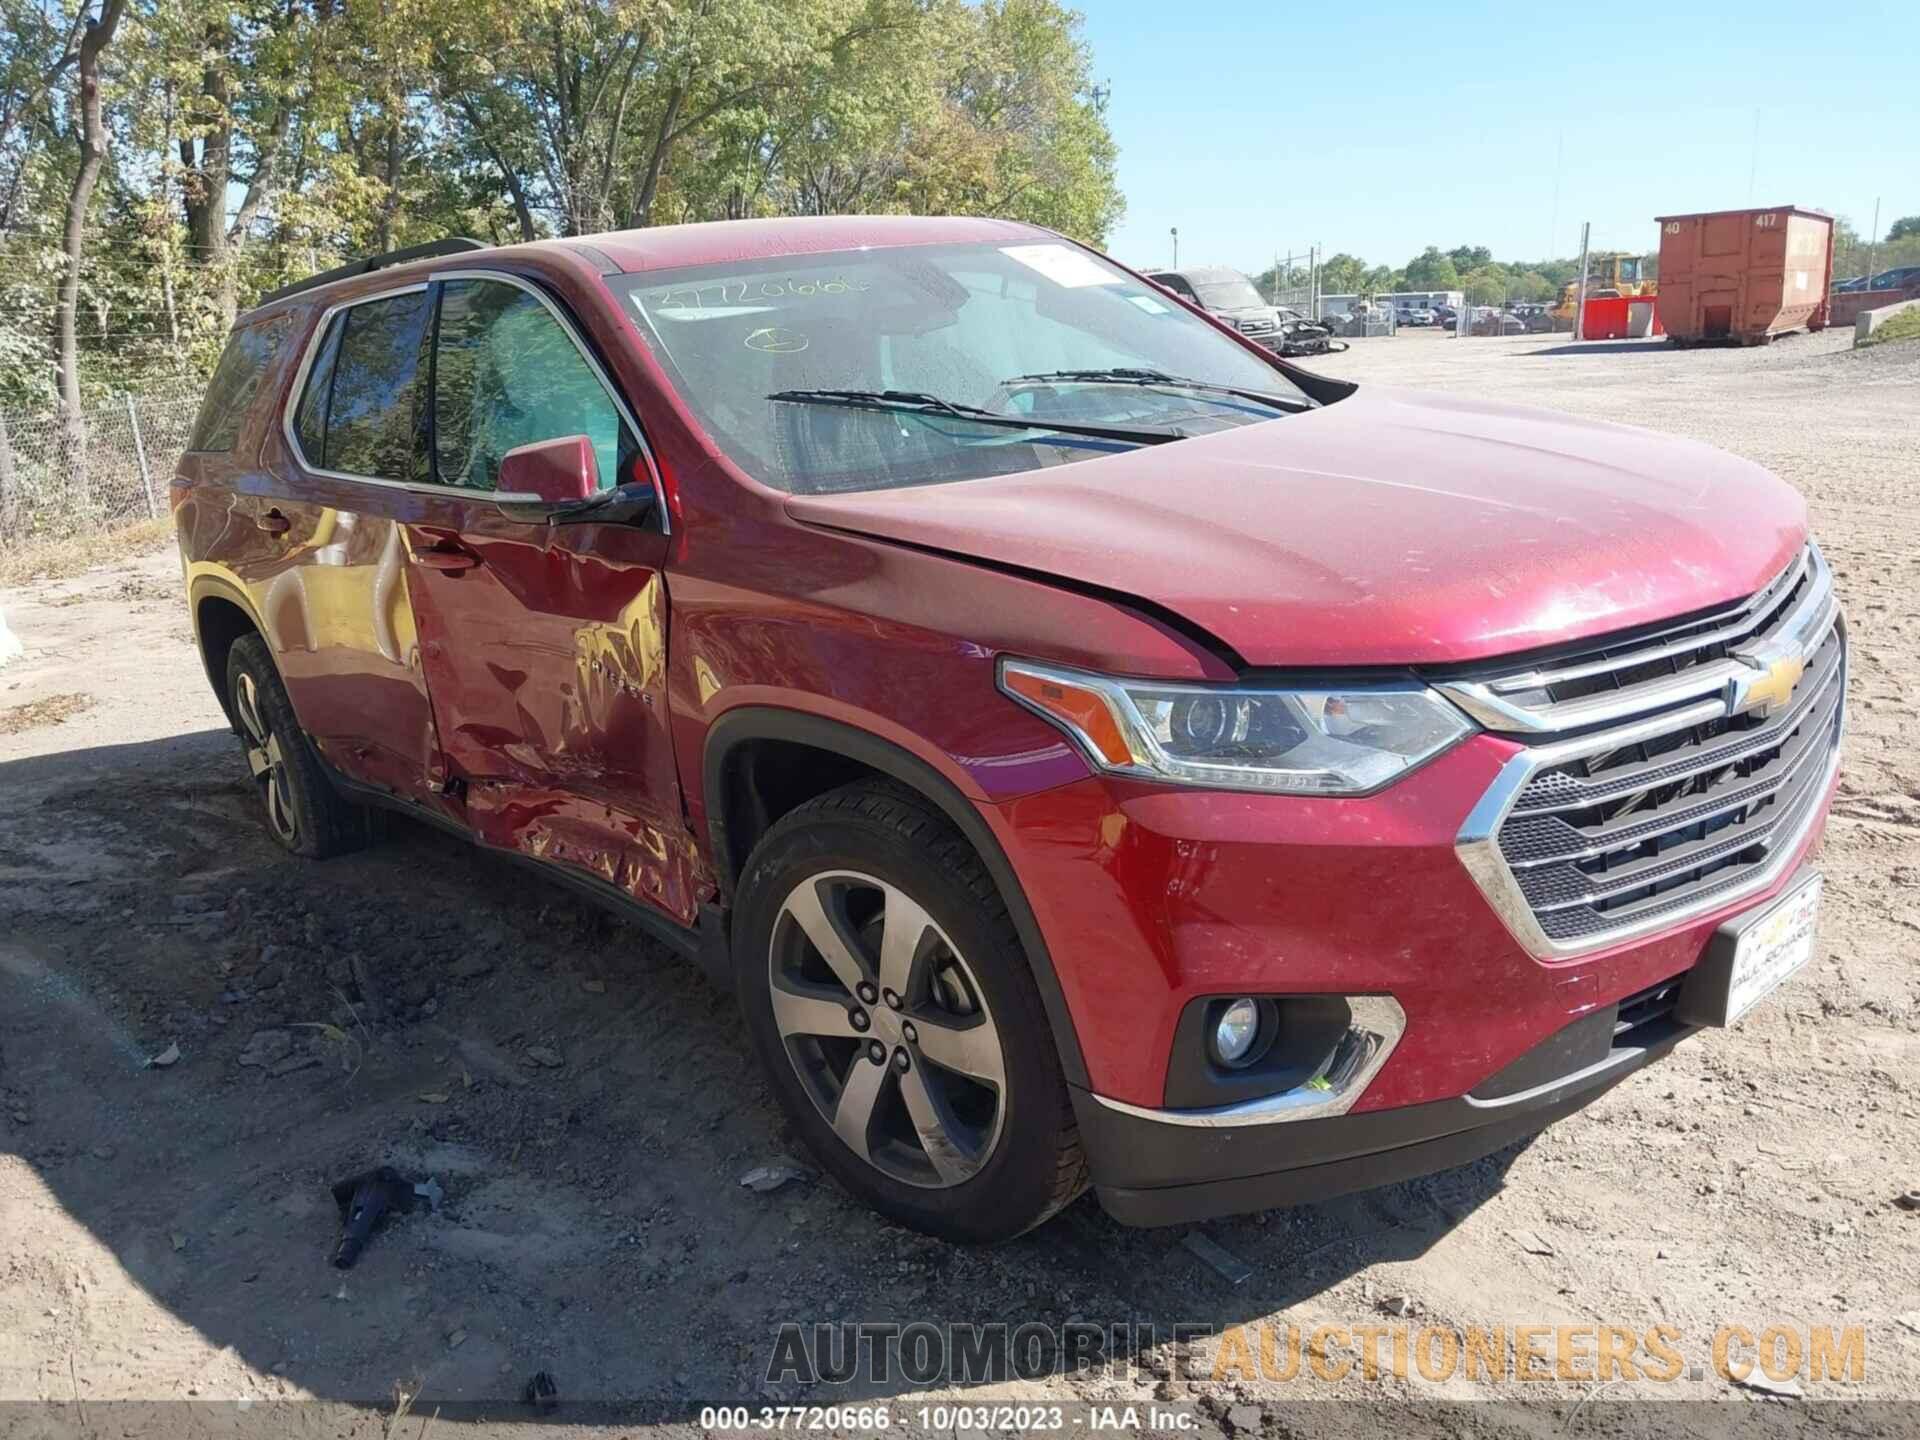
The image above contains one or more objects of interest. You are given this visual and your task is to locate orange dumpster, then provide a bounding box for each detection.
[1654,206,1833,345]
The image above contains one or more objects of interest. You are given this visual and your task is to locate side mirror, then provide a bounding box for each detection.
[498,435,598,504]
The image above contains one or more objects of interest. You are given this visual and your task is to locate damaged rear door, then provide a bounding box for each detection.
[403,272,700,927]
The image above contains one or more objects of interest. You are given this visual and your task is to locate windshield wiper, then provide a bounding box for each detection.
[1001,368,1314,413]
[767,388,1183,447]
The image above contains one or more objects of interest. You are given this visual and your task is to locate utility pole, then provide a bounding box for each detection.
[1866,197,1881,285]
[1574,221,1592,342]
[1170,226,1178,269]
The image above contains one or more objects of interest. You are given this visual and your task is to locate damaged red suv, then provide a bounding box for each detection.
[174,218,1842,1241]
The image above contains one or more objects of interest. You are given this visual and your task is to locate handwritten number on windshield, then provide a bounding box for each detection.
[651,276,872,312]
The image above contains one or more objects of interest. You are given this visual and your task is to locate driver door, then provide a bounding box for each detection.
[403,273,698,928]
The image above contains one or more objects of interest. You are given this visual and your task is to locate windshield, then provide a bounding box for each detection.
[1189,276,1267,310]
[617,242,1309,494]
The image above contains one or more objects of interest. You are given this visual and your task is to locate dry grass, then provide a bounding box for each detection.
[0,692,97,736]
[0,518,174,589]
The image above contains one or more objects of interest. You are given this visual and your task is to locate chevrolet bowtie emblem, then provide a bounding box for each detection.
[1730,649,1806,718]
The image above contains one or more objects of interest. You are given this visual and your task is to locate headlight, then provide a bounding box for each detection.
[999,659,1474,795]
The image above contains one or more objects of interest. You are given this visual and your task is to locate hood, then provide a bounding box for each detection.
[784,385,1808,669]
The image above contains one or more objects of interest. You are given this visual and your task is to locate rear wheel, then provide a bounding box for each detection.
[225,633,377,858]
[734,781,1086,1242]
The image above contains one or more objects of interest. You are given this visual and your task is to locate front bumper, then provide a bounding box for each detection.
[979,730,1840,1224]
[1079,971,1695,1226]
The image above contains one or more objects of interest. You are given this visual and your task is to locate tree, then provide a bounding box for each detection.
[8,0,1124,412]
[1506,269,1553,304]
[1889,215,1920,242]
[55,0,128,416]
[1447,244,1491,272]
[1402,247,1458,290]
[1461,266,1508,307]
[1316,252,1366,295]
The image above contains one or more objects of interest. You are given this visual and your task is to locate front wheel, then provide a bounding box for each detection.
[733,782,1086,1242]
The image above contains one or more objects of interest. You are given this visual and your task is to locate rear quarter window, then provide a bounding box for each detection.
[299,290,433,482]
[187,317,291,452]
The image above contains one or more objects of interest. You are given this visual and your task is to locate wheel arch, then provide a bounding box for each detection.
[703,706,1089,1089]
[189,576,269,727]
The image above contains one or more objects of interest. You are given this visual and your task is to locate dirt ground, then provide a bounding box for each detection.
[2,329,1917,1436]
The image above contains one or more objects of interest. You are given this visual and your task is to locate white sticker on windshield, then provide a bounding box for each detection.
[1000,243,1123,288]
[1128,293,1170,314]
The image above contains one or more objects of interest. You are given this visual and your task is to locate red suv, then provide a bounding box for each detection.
[173,218,1842,1242]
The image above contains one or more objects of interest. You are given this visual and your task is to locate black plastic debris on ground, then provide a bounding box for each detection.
[329,1166,439,1268]
[523,1371,558,1410]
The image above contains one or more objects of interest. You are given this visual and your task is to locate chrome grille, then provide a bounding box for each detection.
[1450,545,1844,957]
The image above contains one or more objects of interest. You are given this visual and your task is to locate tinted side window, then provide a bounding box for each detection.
[434,279,632,493]
[322,290,432,481]
[292,314,342,462]
[188,317,290,452]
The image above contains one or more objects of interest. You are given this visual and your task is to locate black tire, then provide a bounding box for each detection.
[734,780,1087,1243]
[225,633,378,859]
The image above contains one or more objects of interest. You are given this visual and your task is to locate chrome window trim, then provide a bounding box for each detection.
[1088,996,1405,1128]
[279,280,430,492]
[279,270,669,533]
[1455,605,1844,961]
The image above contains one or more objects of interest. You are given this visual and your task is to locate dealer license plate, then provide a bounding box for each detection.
[1675,871,1822,1028]
[1723,873,1822,1023]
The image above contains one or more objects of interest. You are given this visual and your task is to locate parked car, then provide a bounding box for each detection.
[1470,305,1526,336]
[1271,312,1348,357]
[1513,302,1556,334]
[1398,305,1435,327]
[176,216,1843,1242]
[1832,265,1920,295]
[1146,265,1287,348]
[1431,303,1458,330]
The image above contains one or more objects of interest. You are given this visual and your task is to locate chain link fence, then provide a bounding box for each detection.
[0,382,203,551]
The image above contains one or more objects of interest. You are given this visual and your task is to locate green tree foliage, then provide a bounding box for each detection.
[1401,246,1459,290]
[1314,252,1366,295]
[1,0,1123,408]
[1830,213,1920,282]
[1505,269,1553,304]
[1461,266,1507,307]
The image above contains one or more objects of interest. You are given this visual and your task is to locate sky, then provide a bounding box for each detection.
[1080,1,1919,275]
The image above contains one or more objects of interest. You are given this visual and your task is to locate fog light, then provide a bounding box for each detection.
[1213,998,1263,1068]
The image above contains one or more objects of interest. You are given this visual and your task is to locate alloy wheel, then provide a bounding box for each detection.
[233,670,298,845]
[769,869,1007,1188]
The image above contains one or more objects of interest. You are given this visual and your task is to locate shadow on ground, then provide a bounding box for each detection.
[1,732,1525,1420]
[1526,339,1675,358]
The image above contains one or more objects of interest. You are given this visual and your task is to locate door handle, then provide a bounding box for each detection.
[256,509,290,535]
[410,544,481,573]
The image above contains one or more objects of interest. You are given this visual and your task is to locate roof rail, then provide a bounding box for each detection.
[257,237,491,307]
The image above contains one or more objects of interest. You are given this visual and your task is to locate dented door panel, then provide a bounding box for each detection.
[403,503,702,926]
